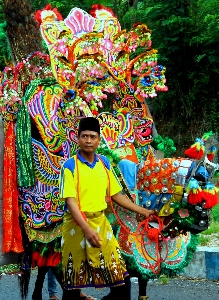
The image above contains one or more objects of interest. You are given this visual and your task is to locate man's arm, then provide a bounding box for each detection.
[112,192,154,218]
[66,197,102,248]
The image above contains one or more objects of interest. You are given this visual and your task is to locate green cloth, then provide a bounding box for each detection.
[16,97,35,187]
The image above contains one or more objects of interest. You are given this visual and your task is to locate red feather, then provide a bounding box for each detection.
[34,4,63,26]
[90,4,116,18]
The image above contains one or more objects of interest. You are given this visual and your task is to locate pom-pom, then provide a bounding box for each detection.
[202,131,213,142]
[92,110,98,116]
[147,227,160,242]
[202,182,219,209]
[184,138,205,159]
[186,178,204,205]
[207,145,217,162]
[151,135,176,157]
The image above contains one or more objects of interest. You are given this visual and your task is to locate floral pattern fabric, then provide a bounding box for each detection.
[62,211,128,289]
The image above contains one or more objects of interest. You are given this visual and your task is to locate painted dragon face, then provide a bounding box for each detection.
[132,111,154,146]
[114,93,154,147]
[39,7,121,90]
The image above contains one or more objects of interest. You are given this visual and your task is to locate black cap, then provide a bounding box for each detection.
[78,117,100,135]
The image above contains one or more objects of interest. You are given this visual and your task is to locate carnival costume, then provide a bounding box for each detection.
[0,4,219,300]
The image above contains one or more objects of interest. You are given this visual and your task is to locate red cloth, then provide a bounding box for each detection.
[32,250,62,268]
[2,122,24,253]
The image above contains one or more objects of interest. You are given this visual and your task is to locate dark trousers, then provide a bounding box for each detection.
[32,266,63,300]
[32,268,135,300]
[101,276,131,300]
[32,266,83,300]
[138,275,148,296]
[128,269,148,297]
[62,276,132,300]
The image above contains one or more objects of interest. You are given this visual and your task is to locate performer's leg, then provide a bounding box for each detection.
[123,275,131,300]
[125,268,148,299]
[62,288,81,300]
[52,266,86,300]
[102,276,131,300]
[138,274,148,299]
[32,266,50,300]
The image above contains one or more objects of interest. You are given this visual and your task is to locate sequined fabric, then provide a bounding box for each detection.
[137,157,193,215]
[24,222,62,242]
[115,205,191,277]
[16,101,35,187]
[2,122,23,253]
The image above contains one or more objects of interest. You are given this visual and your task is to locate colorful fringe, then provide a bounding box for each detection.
[16,100,35,187]
[2,122,23,253]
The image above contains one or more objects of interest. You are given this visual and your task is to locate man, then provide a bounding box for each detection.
[59,117,154,300]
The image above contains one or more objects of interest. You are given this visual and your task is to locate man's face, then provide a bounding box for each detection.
[78,130,101,153]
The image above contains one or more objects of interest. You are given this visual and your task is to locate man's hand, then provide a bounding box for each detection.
[83,227,102,248]
[139,208,154,218]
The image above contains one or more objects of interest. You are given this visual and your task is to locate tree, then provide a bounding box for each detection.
[2,0,43,64]
[110,0,219,153]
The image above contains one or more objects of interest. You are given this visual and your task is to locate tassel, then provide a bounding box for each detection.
[184,138,205,159]
[186,178,204,205]
[202,182,219,209]
[184,131,214,160]
[207,153,215,161]
[18,270,31,300]
[202,131,213,142]
[147,227,160,242]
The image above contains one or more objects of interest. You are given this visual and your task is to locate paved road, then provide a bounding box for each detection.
[1,272,219,300]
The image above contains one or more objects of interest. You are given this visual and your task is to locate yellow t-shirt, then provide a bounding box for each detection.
[59,152,122,212]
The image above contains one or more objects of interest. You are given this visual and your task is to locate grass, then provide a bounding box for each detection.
[212,203,219,221]
[199,203,219,235]
[200,221,219,235]
[198,203,219,246]
[198,235,211,246]
[159,274,170,285]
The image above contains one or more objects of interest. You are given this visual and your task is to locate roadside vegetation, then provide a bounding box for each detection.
[199,203,219,246]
